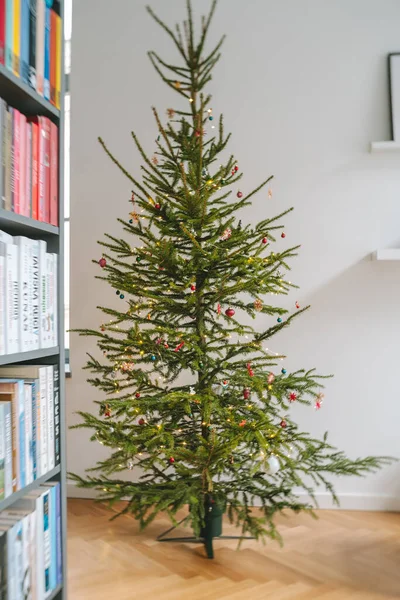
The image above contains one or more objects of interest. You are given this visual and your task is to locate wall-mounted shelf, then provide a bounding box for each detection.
[373,249,400,261]
[370,141,400,153]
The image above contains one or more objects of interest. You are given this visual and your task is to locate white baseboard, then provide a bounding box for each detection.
[67,483,400,512]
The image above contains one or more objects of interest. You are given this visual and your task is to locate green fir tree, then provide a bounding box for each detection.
[70,0,391,558]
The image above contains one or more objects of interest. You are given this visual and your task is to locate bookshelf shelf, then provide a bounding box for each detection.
[0,64,60,122]
[0,466,61,512]
[0,347,60,366]
[0,209,59,237]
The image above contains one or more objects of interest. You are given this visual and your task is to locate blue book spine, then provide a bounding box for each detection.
[20,0,29,82]
[17,380,25,490]
[5,0,13,70]
[31,380,37,480]
[43,491,50,593]
[55,483,62,584]
[49,485,57,590]
[43,6,50,100]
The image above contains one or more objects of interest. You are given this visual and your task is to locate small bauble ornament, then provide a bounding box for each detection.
[234,165,239,172]
[289,392,297,402]
[246,363,254,377]
[221,380,229,388]
[267,373,275,384]
[295,301,300,309]
[104,407,111,418]
[168,457,175,464]
[100,325,105,332]
[254,298,263,312]
[209,115,214,121]
[135,392,141,398]
[239,420,247,427]
[277,317,282,323]
[138,418,146,426]
[266,455,280,475]
[116,290,120,295]
[281,232,286,239]
[150,355,156,361]
[120,294,125,299]
[281,368,287,375]
[280,419,287,428]
[217,303,221,315]
[262,237,268,245]
[136,256,142,263]
[221,179,226,185]
[195,130,201,137]
[127,459,134,471]
[237,191,243,198]
[155,203,161,210]
[99,257,106,268]
[220,227,232,241]
[190,284,196,292]
[243,388,250,400]
[225,308,235,317]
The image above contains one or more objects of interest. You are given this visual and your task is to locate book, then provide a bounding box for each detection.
[0,241,5,355]
[41,484,56,592]
[0,530,7,600]
[28,0,37,90]
[38,239,49,348]
[0,0,5,66]
[31,238,40,350]
[46,365,54,471]
[19,112,26,217]
[27,116,49,221]
[0,399,12,497]
[35,0,44,96]
[24,383,33,485]
[42,488,50,595]
[0,99,4,209]
[0,383,20,492]
[42,117,50,222]
[20,0,29,83]
[5,0,12,71]
[53,364,59,467]
[12,108,20,214]
[54,10,60,109]
[0,511,32,600]
[14,236,30,352]
[30,379,37,481]
[5,240,19,354]
[0,380,25,491]
[49,121,58,226]
[31,119,38,219]
[43,5,50,100]
[4,107,11,211]
[26,121,32,218]
[0,402,5,500]
[49,253,56,346]
[55,483,61,584]
[49,8,56,106]
[13,0,20,76]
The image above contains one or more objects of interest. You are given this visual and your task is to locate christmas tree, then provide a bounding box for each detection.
[70,0,391,558]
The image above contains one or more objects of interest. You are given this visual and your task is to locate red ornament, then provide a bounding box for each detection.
[315,393,324,410]
[225,308,235,317]
[281,232,286,239]
[100,325,105,332]
[99,258,107,268]
[190,284,196,291]
[195,130,201,137]
[267,373,275,384]
[237,191,243,198]
[289,392,297,402]
[246,363,254,377]
[138,418,146,426]
[243,388,250,400]
[174,341,185,352]
[135,392,141,398]
[262,237,268,244]
[280,419,287,428]
[164,342,169,349]
[217,303,221,315]
[295,301,300,309]
[239,420,247,427]
[168,457,175,464]
[234,165,239,172]
[104,409,111,418]
[155,203,161,210]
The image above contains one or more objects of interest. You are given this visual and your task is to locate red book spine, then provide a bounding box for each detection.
[0,0,5,65]
[43,117,50,223]
[19,114,26,216]
[13,110,20,214]
[50,9,56,106]
[31,121,38,220]
[26,123,32,217]
[49,121,58,226]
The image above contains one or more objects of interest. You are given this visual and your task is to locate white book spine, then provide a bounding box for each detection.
[14,237,30,353]
[15,519,24,600]
[22,515,31,600]
[46,366,54,471]
[45,253,52,349]
[38,240,48,349]
[8,524,17,600]
[5,243,19,355]
[30,240,40,350]
[0,405,4,499]
[0,242,5,355]
[39,368,48,475]
[4,403,12,497]
[24,385,33,486]
[35,495,44,600]
[30,511,37,600]
[52,254,58,347]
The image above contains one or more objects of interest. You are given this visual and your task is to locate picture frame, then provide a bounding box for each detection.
[388,53,400,141]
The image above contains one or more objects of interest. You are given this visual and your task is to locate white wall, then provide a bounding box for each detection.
[68,0,400,509]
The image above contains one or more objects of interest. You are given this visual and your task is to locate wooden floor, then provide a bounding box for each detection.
[67,499,400,599]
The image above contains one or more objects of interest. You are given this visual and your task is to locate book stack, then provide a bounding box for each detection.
[0,481,62,598]
[0,97,59,225]
[0,230,58,355]
[0,364,60,499]
[0,0,62,109]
